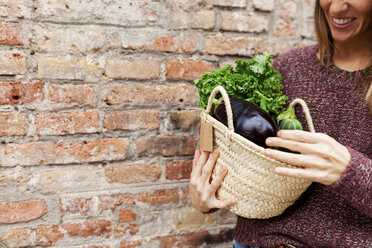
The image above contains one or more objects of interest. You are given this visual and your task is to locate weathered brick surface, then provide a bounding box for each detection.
[137,189,181,205]
[0,52,26,75]
[114,224,139,237]
[170,10,216,30]
[36,220,112,246]
[36,110,100,136]
[0,81,44,105]
[38,56,102,81]
[0,200,47,224]
[165,160,193,180]
[220,11,268,33]
[105,162,161,184]
[0,112,27,136]
[205,35,293,56]
[48,84,97,106]
[0,24,23,45]
[135,135,195,157]
[119,209,137,223]
[1,228,33,248]
[1,138,130,166]
[165,59,213,80]
[120,240,142,248]
[106,84,198,105]
[105,58,159,79]
[206,0,246,7]
[0,1,313,247]
[104,110,159,131]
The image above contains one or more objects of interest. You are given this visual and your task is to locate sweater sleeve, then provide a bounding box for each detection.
[326,146,372,217]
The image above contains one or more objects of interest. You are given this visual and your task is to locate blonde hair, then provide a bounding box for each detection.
[314,0,372,114]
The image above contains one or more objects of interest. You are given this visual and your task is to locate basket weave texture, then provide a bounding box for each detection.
[200,86,314,219]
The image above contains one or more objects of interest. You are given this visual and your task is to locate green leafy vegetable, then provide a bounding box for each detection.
[194,52,288,120]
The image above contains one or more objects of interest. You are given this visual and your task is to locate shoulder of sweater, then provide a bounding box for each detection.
[273,44,318,71]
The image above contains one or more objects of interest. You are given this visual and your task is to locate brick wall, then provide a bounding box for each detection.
[0,0,316,247]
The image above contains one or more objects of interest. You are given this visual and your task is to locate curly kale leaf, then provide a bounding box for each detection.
[194,52,288,119]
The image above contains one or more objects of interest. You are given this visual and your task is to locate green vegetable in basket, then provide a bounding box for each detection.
[194,52,288,120]
[277,106,303,130]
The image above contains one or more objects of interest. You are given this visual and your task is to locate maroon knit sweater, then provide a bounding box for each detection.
[233,45,372,248]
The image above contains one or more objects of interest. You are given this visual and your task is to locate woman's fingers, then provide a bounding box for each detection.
[200,149,219,185]
[191,150,210,179]
[208,166,237,208]
[264,148,324,168]
[208,166,227,195]
[276,130,328,144]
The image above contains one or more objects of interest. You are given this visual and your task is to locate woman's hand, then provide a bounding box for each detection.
[264,130,351,185]
[189,149,236,213]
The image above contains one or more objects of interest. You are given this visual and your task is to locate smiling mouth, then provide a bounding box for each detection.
[333,17,356,25]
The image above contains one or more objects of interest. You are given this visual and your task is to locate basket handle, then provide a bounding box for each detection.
[204,86,234,132]
[204,86,316,133]
[288,98,316,133]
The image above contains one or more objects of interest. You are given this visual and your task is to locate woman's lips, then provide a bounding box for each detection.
[331,17,356,29]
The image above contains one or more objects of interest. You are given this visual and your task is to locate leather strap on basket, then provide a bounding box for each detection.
[205,86,234,132]
[288,98,316,133]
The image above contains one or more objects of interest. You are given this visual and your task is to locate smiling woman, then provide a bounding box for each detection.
[189,0,372,247]
[316,0,372,112]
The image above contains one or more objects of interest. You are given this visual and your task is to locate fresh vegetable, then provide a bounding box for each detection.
[194,52,288,120]
[215,97,277,148]
[277,107,303,130]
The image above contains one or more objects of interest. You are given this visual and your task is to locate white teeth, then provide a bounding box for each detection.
[333,17,354,25]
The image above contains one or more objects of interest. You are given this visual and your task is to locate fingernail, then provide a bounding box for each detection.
[266,138,272,145]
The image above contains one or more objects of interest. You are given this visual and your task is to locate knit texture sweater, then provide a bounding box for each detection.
[233,45,372,248]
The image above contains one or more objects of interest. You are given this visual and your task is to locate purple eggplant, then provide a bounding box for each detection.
[215,98,277,148]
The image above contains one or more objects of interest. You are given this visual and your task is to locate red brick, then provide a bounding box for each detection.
[205,35,293,57]
[0,200,47,224]
[120,241,141,248]
[106,84,197,106]
[119,209,136,222]
[88,194,135,215]
[105,162,161,184]
[165,160,192,180]
[274,20,297,38]
[1,138,130,166]
[0,53,27,75]
[140,35,178,52]
[48,84,96,107]
[114,224,139,237]
[165,59,213,80]
[36,110,100,136]
[0,112,27,136]
[59,198,88,216]
[0,24,23,45]
[105,58,159,79]
[135,135,195,157]
[179,36,197,53]
[1,228,33,248]
[104,109,159,131]
[137,189,180,205]
[36,220,112,246]
[0,81,44,105]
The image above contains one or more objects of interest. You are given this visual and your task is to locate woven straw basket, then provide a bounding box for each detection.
[200,86,315,219]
